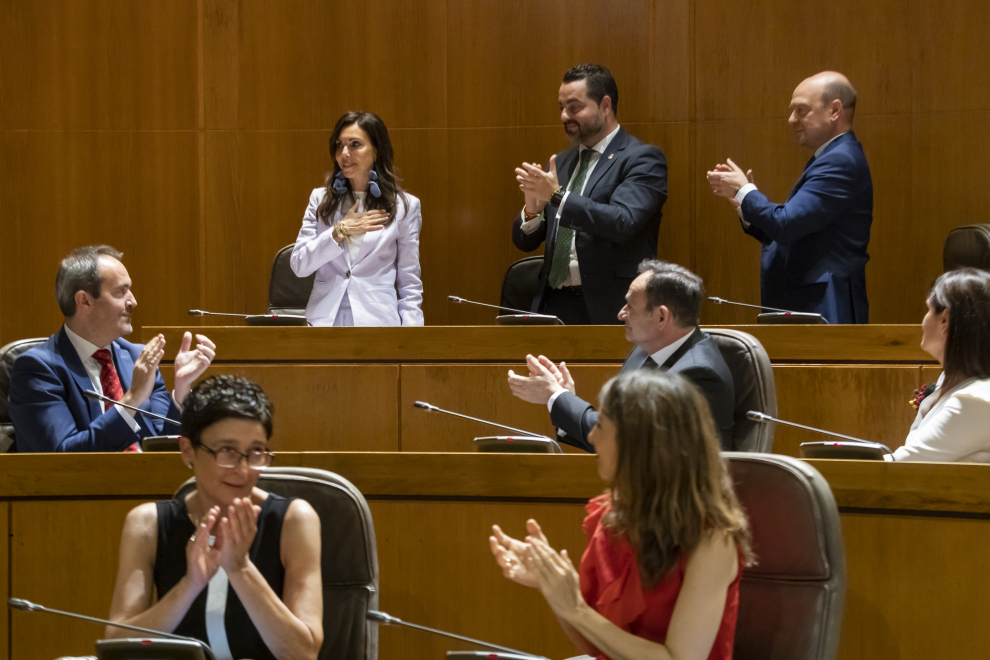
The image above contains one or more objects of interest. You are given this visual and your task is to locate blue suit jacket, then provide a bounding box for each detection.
[741,131,872,324]
[549,328,735,452]
[8,328,180,452]
[512,128,668,324]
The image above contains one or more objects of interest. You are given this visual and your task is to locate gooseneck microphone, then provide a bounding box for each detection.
[83,390,181,426]
[367,610,547,659]
[708,297,828,324]
[447,296,564,325]
[413,401,562,453]
[8,597,217,660]
[189,309,309,326]
[188,309,250,318]
[746,411,893,454]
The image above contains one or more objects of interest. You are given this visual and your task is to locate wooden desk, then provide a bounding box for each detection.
[0,453,986,660]
[142,325,936,456]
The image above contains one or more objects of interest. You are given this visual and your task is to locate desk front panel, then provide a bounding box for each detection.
[1,454,989,660]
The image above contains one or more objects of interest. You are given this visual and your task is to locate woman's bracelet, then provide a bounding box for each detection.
[334,222,350,244]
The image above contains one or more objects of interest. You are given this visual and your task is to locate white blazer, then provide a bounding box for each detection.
[290,187,424,326]
[889,376,990,463]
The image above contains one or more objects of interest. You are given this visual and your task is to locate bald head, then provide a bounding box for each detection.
[789,71,857,151]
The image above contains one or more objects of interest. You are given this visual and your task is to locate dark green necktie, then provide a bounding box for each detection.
[548,148,595,289]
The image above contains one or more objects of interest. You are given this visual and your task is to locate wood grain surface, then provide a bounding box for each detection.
[2,455,990,660]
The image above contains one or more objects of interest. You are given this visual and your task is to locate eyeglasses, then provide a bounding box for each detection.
[193,443,274,470]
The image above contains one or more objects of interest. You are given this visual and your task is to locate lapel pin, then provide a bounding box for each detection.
[608,154,613,160]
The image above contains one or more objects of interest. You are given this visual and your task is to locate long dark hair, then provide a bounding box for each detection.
[929,268,990,385]
[317,111,407,227]
[599,370,753,588]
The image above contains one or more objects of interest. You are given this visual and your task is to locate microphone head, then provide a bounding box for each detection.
[188,309,205,315]
[82,390,103,401]
[413,401,434,411]
[708,297,725,305]
[8,598,38,612]
[366,610,397,624]
[447,296,464,303]
[746,410,769,423]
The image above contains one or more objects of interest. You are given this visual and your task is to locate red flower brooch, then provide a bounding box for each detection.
[910,383,937,410]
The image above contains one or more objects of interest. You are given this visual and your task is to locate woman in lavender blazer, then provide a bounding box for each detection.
[291,112,423,327]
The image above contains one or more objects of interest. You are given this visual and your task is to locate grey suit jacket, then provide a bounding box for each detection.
[549,328,735,452]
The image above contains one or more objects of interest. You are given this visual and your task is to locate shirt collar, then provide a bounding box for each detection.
[814,131,848,158]
[649,327,695,367]
[580,124,621,156]
[63,324,109,361]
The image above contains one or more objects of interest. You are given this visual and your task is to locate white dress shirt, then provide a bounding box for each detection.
[62,324,140,433]
[547,328,696,412]
[520,124,622,287]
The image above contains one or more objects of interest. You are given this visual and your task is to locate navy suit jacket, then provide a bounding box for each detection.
[549,328,735,452]
[741,131,872,324]
[511,128,668,324]
[8,328,181,452]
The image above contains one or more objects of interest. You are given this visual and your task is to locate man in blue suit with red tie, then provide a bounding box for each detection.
[8,245,216,452]
[707,71,872,324]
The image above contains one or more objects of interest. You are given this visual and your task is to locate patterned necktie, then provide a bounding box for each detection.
[548,148,596,289]
[92,349,123,410]
[93,349,139,452]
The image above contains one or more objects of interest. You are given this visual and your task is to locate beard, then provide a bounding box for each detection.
[564,112,606,145]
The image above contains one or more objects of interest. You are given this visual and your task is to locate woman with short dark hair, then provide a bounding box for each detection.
[291,111,423,326]
[490,370,752,660]
[106,375,324,660]
[890,267,990,462]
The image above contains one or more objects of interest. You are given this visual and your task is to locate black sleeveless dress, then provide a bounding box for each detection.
[154,493,293,660]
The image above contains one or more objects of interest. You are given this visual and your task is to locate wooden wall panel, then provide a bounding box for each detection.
[446,127,572,326]
[0,0,199,130]
[399,364,622,452]
[693,0,911,121]
[0,503,7,660]
[649,0,692,122]
[772,366,921,457]
[232,0,446,129]
[446,0,653,128]
[9,499,143,660]
[160,364,400,451]
[0,131,202,344]
[371,500,590,660]
[838,513,990,660]
[644,123,694,271]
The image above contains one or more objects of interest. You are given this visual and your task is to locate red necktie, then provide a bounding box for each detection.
[92,349,138,452]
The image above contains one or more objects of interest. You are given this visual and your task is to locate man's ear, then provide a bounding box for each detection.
[74,290,93,314]
[654,304,671,329]
[601,95,613,117]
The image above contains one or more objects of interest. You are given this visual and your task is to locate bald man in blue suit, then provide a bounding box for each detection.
[707,71,872,324]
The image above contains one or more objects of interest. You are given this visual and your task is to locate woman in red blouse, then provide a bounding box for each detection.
[490,370,753,660]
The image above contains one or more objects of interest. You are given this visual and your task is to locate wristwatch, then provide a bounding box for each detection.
[549,186,565,207]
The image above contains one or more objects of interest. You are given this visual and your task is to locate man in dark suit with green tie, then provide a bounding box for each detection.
[511,64,669,325]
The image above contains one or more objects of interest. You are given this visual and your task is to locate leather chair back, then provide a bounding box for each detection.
[269,244,316,316]
[500,256,544,314]
[176,468,379,660]
[725,453,845,660]
[944,224,990,271]
[706,329,777,452]
[0,337,46,453]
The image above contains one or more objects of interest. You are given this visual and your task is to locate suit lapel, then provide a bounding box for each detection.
[113,342,134,392]
[660,327,704,370]
[620,346,651,372]
[352,224,384,265]
[581,128,628,198]
[57,328,102,420]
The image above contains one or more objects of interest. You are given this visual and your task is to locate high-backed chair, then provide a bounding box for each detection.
[0,337,46,453]
[268,244,316,316]
[706,329,777,452]
[499,256,543,314]
[176,468,379,660]
[725,453,845,660]
[944,224,990,271]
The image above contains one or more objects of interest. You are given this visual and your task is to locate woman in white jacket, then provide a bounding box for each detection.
[291,112,423,326]
[889,268,990,462]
